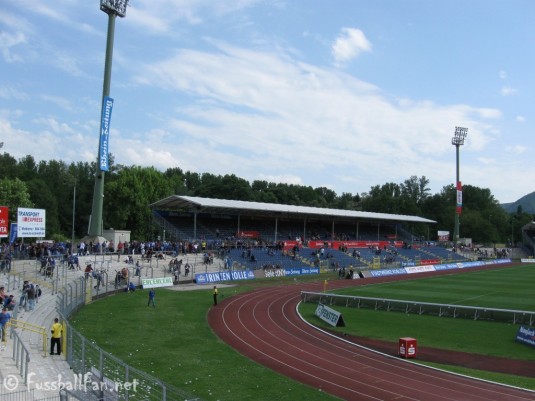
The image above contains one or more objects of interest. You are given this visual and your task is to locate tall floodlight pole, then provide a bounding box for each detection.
[87,0,128,239]
[451,126,468,247]
[71,182,76,253]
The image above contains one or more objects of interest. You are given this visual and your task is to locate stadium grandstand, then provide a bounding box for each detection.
[150,195,435,243]
[149,196,471,272]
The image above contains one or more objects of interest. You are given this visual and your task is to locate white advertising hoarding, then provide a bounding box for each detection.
[17,208,46,238]
[141,277,174,289]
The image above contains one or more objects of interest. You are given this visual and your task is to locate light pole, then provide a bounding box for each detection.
[511,216,515,247]
[87,0,129,240]
[452,126,468,247]
[72,182,76,254]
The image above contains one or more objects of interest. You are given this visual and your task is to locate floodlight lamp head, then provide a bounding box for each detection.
[451,126,468,146]
[100,0,129,17]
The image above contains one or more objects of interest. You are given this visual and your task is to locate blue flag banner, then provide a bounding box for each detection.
[99,96,114,172]
[9,223,17,244]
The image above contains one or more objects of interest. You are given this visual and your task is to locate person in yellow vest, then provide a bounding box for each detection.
[213,286,218,306]
[50,318,62,355]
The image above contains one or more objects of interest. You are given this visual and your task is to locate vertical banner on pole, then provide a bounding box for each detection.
[456,181,463,215]
[9,223,17,244]
[99,96,114,172]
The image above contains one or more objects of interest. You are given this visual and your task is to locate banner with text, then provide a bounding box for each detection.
[437,230,449,241]
[195,270,255,284]
[315,303,345,327]
[17,208,46,238]
[516,326,535,348]
[456,181,463,214]
[282,267,320,276]
[141,277,174,289]
[236,231,260,238]
[99,96,114,172]
[0,206,8,238]
[307,240,404,249]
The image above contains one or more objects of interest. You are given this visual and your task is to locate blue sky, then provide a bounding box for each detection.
[1,0,534,204]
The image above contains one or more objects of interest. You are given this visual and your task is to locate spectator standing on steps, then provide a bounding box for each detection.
[50,318,62,355]
[27,284,36,311]
[0,308,11,342]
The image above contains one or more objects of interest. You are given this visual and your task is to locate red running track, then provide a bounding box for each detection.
[208,279,535,401]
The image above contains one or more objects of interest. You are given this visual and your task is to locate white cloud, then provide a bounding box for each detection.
[127,0,260,34]
[2,1,535,205]
[476,157,496,165]
[331,27,371,66]
[0,31,26,63]
[129,42,501,195]
[256,173,304,186]
[0,85,28,101]
[51,52,85,77]
[33,117,76,134]
[506,145,526,155]
[501,86,517,96]
[40,95,75,112]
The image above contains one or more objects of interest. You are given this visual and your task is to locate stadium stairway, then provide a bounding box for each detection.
[0,252,223,400]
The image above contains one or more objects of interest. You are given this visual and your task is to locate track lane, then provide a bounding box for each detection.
[208,279,535,401]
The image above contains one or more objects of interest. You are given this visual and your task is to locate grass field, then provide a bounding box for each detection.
[298,263,535,389]
[332,264,535,310]
[72,265,535,400]
[72,276,340,401]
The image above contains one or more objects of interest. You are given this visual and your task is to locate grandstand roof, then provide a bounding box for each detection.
[150,195,436,224]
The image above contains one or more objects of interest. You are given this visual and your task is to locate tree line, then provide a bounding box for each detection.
[0,152,531,245]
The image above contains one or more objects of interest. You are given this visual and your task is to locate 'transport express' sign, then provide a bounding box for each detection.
[17,208,46,238]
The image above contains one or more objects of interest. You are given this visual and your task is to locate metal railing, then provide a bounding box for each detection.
[57,275,204,401]
[5,255,204,401]
[8,319,48,356]
[301,291,535,325]
[0,388,60,401]
[10,328,31,384]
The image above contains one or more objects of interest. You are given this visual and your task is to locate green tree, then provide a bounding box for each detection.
[361,182,402,213]
[26,178,60,236]
[0,177,34,222]
[220,174,252,200]
[335,192,361,210]
[105,166,172,239]
[164,167,187,195]
[0,152,19,179]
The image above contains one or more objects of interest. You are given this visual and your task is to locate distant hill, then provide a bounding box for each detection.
[501,191,535,214]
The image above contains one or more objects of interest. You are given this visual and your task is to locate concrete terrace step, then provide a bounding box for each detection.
[1,252,225,399]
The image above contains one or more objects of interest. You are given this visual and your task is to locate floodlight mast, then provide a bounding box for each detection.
[452,126,468,248]
[87,1,129,240]
[100,0,128,18]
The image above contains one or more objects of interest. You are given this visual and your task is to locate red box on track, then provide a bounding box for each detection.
[399,337,417,358]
